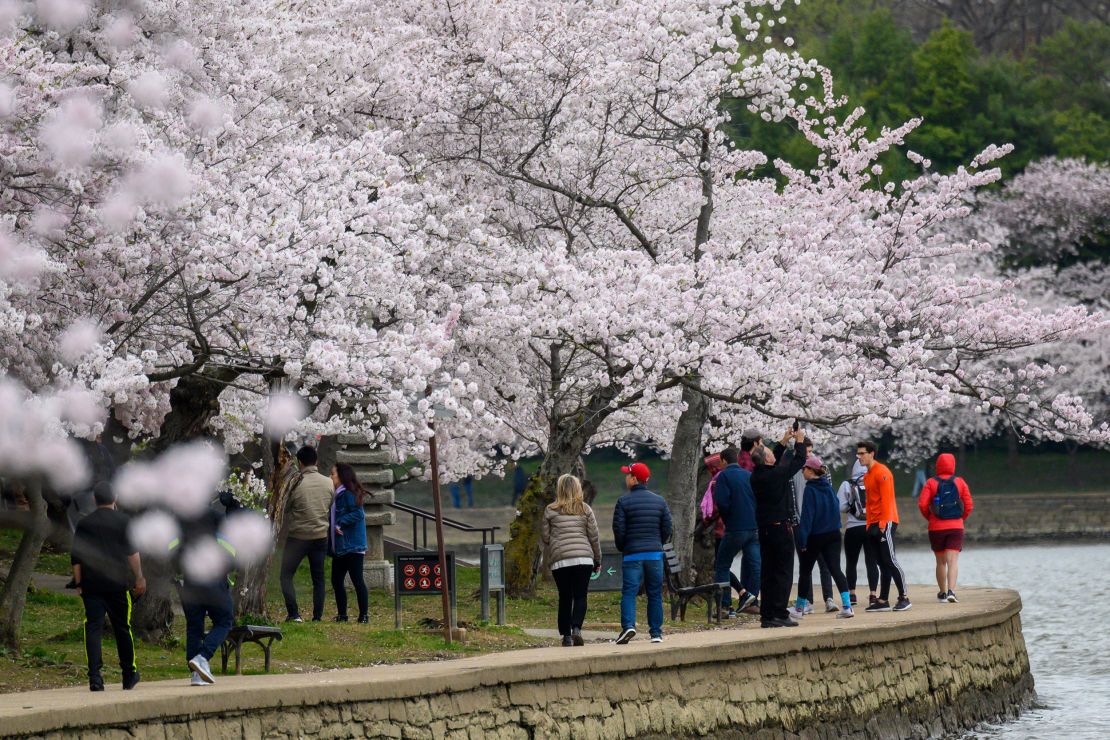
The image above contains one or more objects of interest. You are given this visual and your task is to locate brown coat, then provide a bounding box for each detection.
[286,466,334,540]
[541,504,602,568]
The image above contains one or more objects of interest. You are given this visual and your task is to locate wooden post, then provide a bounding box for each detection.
[427,417,453,645]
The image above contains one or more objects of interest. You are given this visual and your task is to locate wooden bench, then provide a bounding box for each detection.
[662,543,729,624]
[220,625,282,675]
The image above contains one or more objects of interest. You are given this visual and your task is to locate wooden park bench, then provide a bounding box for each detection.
[662,543,730,624]
[220,625,282,675]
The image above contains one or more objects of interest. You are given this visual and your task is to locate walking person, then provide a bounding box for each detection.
[170,507,235,687]
[791,457,854,619]
[330,463,369,623]
[792,437,836,613]
[70,482,145,692]
[541,474,602,646]
[857,441,912,612]
[612,462,672,644]
[917,453,974,603]
[750,426,808,628]
[712,447,760,617]
[280,445,334,622]
[837,460,878,607]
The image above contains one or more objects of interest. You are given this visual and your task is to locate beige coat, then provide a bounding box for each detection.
[286,466,334,540]
[541,504,602,568]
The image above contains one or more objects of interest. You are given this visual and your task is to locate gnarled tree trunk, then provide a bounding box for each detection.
[0,480,48,653]
[132,369,239,643]
[663,385,710,577]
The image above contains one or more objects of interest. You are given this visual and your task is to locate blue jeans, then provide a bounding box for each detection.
[620,558,664,637]
[715,529,761,606]
[183,584,234,663]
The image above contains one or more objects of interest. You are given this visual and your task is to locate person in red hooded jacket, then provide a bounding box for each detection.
[917,453,974,603]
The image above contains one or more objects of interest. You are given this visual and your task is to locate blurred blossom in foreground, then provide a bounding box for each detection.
[264,392,307,438]
[114,440,226,517]
[0,378,90,490]
[220,511,272,565]
[127,510,181,559]
[57,319,102,364]
[182,538,231,583]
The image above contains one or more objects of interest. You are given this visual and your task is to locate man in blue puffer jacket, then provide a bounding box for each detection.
[612,462,672,645]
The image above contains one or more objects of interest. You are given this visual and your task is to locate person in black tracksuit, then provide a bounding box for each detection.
[70,482,146,691]
[750,428,808,628]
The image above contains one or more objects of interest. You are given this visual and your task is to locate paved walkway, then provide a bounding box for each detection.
[0,585,1021,737]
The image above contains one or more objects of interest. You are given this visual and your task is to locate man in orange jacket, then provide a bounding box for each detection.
[918,453,974,603]
[857,441,911,612]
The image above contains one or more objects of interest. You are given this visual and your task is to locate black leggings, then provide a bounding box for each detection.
[866,523,907,601]
[331,552,368,619]
[844,525,879,592]
[798,531,849,600]
[797,551,833,603]
[552,564,593,635]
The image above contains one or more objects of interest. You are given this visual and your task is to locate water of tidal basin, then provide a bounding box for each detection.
[893,543,1109,739]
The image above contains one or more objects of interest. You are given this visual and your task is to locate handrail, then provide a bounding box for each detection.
[389,499,500,549]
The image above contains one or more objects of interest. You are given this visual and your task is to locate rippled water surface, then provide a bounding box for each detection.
[896,542,1110,739]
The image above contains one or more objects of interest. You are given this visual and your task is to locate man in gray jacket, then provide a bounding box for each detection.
[280,446,334,622]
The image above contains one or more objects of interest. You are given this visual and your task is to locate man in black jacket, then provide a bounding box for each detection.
[750,426,808,627]
[612,462,673,645]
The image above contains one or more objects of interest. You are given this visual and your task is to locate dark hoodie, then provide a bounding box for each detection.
[917,453,974,531]
[797,477,841,548]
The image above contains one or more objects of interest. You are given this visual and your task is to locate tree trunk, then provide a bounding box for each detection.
[132,369,239,643]
[1006,428,1020,465]
[235,445,301,619]
[663,385,711,577]
[0,480,48,653]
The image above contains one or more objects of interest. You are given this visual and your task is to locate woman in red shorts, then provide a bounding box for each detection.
[918,453,974,603]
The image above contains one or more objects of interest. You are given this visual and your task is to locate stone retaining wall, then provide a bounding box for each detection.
[3,588,1032,739]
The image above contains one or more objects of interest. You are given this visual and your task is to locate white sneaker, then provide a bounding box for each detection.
[190,671,206,686]
[650,636,663,643]
[836,607,855,619]
[188,654,215,684]
[787,605,810,618]
[824,598,838,613]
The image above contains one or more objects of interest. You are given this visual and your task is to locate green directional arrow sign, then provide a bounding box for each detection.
[606,567,616,576]
[588,553,622,592]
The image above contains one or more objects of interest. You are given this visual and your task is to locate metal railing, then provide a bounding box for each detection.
[389,499,500,550]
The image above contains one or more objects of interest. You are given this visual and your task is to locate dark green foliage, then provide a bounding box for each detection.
[724,9,1108,184]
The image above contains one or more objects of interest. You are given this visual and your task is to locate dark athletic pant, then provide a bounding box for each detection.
[280,536,327,620]
[844,524,879,592]
[798,531,849,601]
[552,564,593,635]
[183,584,234,662]
[866,523,906,601]
[331,552,368,619]
[82,590,136,682]
[796,549,834,604]
[758,523,795,622]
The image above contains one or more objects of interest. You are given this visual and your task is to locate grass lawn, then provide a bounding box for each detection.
[0,530,733,694]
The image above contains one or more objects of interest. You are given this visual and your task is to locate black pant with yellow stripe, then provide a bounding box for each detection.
[82,590,137,685]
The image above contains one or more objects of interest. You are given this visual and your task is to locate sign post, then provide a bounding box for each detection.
[425,390,455,644]
[587,552,623,592]
[479,543,506,625]
[393,551,457,629]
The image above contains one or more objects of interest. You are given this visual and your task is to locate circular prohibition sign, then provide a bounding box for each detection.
[403,577,416,590]
[403,564,417,577]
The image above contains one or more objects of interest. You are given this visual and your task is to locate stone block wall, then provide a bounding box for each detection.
[7,590,1033,739]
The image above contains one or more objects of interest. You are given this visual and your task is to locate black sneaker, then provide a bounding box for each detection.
[865,599,892,612]
[571,628,584,646]
[285,616,304,623]
[937,591,948,603]
[726,608,737,619]
[561,635,573,647]
[615,627,636,644]
[946,590,958,603]
[357,614,369,624]
[893,597,912,612]
[122,671,141,690]
[760,617,799,628]
[850,593,858,606]
[89,675,104,692]
[868,594,879,607]
[737,592,758,612]
[333,615,349,622]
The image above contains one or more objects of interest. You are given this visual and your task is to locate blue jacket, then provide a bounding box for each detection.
[330,487,367,556]
[797,477,841,548]
[712,464,757,532]
[612,485,673,555]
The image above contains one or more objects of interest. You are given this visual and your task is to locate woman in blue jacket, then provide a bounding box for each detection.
[329,463,368,623]
[793,457,854,619]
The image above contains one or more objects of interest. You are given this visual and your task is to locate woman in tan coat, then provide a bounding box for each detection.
[541,474,602,646]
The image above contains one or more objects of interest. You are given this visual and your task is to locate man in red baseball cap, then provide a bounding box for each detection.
[612,461,672,645]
